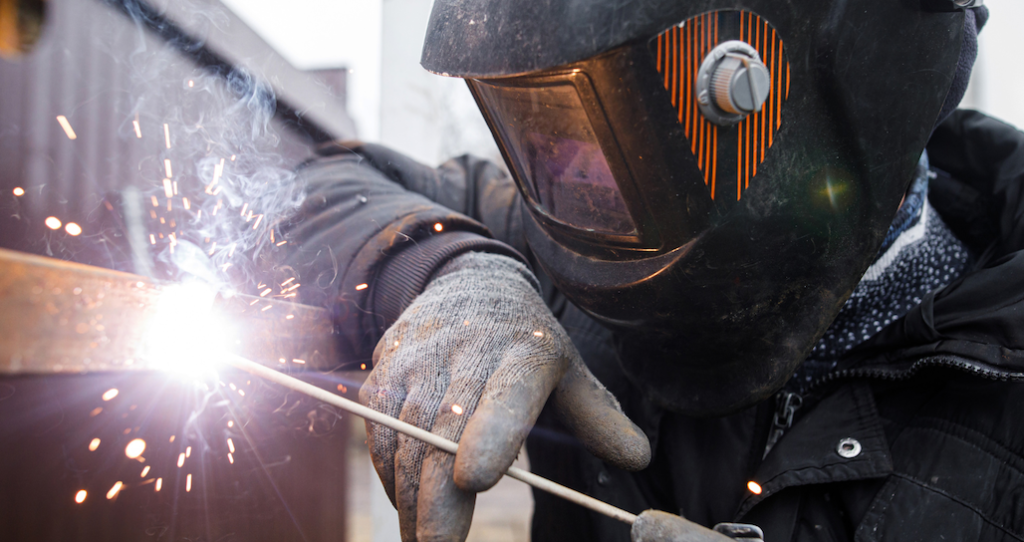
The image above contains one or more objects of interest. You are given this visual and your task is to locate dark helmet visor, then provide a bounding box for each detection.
[471,78,637,237]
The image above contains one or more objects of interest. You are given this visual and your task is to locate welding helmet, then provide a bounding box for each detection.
[422,0,982,416]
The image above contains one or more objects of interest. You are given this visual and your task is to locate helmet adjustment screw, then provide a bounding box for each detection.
[696,40,772,126]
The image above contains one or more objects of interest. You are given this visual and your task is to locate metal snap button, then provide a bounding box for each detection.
[837,438,862,458]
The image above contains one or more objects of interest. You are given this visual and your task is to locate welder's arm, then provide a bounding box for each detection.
[277,148,649,541]
[348,142,529,256]
[276,153,522,364]
[359,251,651,542]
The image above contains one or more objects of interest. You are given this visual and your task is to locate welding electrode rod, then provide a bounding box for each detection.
[225,355,639,526]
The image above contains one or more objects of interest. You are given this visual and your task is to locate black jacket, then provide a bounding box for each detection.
[279,110,1024,541]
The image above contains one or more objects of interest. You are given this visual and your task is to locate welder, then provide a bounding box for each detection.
[277,0,1024,540]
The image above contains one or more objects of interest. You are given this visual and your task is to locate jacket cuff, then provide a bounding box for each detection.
[370,232,528,332]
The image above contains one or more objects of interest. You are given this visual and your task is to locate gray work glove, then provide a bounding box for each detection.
[360,251,651,542]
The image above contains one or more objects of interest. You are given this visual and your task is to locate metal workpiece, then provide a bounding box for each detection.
[0,248,338,375]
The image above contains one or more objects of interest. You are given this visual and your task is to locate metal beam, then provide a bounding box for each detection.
[0,248,338,374]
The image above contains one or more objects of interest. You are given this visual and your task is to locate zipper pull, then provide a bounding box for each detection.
[762,391,802,459]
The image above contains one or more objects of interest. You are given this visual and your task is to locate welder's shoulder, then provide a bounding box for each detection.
[863,375,1024,541]
[295,146,414,199]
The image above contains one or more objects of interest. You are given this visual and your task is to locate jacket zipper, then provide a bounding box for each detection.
[803,354,1023,397]
[760,355,1022,459]
[762,391,802,459]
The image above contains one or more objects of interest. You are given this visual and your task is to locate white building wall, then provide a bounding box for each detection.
[961,0,1024,130]
[378,0,501,166]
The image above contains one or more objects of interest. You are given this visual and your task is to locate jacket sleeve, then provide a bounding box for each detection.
[273,148,527,368]
[346,142,530,256]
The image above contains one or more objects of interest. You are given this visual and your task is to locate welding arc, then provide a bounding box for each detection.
[225,355,639,526]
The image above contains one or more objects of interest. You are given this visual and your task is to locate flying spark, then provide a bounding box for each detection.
[433,223,444,232]
[177,453,185,467]
[747,481,763,495]
[185,446,191,458]
[162,179,173,198]
[89,438,100,451]
[65,223,82,236]
[74,490,87,503]
[163,124,171,148]
[451,404,464,415]
[106,481,123,500]
[164,159,173,178]
[228,453,234,464]
[133,119,142,138]
[12,187,24,196]
[155,478,162,492]
[125,439,146,459]
[103,388,119,401]
[44,217,62,230]
[186,474,192,492]
[140,466,150,477]
[56,115,77,140]
[355,283,368,291]
[227,438,235,453]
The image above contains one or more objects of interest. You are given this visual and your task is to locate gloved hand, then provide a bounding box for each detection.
[360,251,651,542]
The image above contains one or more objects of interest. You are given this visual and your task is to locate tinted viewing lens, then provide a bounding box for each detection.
[473,79,636,235]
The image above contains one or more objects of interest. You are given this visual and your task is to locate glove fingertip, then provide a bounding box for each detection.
[452,403,526,493]
[554,361,652,472]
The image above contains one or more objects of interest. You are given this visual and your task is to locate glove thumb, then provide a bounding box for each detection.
[551,355,651,471]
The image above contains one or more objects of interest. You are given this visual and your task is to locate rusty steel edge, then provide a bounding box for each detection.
[0,248,339,375]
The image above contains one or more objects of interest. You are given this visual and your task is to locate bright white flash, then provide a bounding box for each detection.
[144,282,235,377]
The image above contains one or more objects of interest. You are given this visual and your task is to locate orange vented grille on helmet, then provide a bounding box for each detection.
[655,11,790,201]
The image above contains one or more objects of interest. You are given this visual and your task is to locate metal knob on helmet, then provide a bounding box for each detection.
[696,40,771,126]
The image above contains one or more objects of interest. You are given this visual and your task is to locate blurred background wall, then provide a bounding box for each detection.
[960,0,1024,130]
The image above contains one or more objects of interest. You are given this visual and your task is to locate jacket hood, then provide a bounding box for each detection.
[845,110,1024,379]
